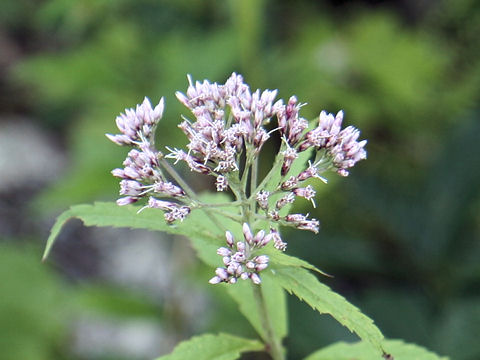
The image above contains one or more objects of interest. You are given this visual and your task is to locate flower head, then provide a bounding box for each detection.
[108,73,368,284]
[106,97,164,146]
[209,224,273,285]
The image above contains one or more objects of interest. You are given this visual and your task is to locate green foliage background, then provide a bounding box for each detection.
[1,0,479,359]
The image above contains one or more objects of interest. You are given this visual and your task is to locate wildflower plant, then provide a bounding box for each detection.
[44,74,447,360]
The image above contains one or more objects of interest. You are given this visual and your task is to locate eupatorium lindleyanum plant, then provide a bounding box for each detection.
[44,73,448,360]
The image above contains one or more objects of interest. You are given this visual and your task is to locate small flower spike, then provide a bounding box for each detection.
[106,97,164,146]
[107,97,189,223]
[209,224,275,285]
[299,110,367,175]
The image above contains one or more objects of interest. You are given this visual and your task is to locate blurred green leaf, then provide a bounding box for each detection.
[0,243,71,360]
[360,289,431,346]
[76,284,162,319]
[305,339,448,360]
[432,299,480,360]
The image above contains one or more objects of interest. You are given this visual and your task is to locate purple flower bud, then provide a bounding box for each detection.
[124,166,140,180]
[293,185,317,207]
[255,263,269,272]
[242,223,253,244]
[217,247,232,257]
[209,276,222,284]
[152,181,185,197]
[164,206,191,223]
[240,272,249,280]
[253,128,270,153]
[111,168,126,178]
[281,176,298,190]
[276,192,295,210]
[148,197,174,210]
[270,228,287,251]
[235,264,243,276]
[285,214,320,233]
[120,180,143,196]
[254,255,269,264]
[253,230,265,246]
[225,231,235,248]
[281,144,298,176]
[232,251,246,263]
[227,263,239,275]
[285,213,307,223]
[109,97,164,147]
[105,133,133,146]
[236,242,246,252]
[116,196,138,206]
[297,161,328,183]
[261,233,273,247]
[250,273,262,284]
[215,267,229,280]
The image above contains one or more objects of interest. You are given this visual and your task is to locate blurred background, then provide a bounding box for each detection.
[1,0,479,359]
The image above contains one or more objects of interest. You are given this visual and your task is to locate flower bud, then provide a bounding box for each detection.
[250,273,262,285]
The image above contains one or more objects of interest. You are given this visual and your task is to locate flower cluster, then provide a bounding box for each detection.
[107,73,367,285]
[300,110,367,177]
[106,97,190,223]
[167,74,282,177]
[209,224,272,285]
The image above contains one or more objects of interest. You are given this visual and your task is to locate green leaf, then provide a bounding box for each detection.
[304,339,449,360]
[225,276,287,342]
[43,199,287,347]
[42,199,287,344]
[271,266,385,355]
[265,246,331,277]
[154,333,264,360]
[43,200,230,263]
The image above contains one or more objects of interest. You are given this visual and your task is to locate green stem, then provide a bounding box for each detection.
[194,200,244,208]
[251,155,258,196]
[250,148,285,199]
[200,208,243,222]
[160,158,197,200]
[160,158,226,231]
[252,284,284,360]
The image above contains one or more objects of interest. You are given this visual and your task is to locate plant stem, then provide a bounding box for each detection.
[252,284,284,360]
[160,158,226,230]
[200,208,243,222]
[194,200,244,208]
[250,147,285,199]
[251,155,258,196]
[160,158,197,200]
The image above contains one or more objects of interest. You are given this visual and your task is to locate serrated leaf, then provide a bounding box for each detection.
[225,276,287,342]
[42,201,225,263]
[265,246,331,277]
[304,339,449,360]
[154,333,264,360]
[270,266,384,355]
[42,198,287,344]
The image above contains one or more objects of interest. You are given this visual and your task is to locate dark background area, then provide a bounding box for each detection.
[1,0,479,359]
